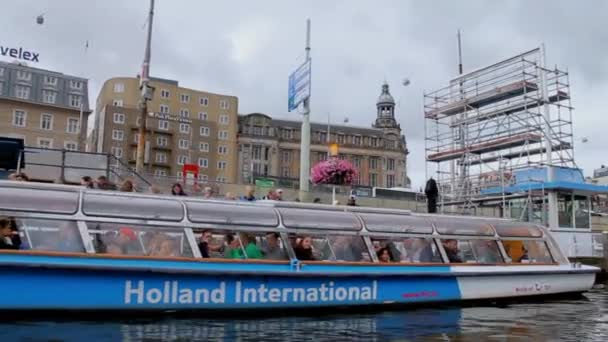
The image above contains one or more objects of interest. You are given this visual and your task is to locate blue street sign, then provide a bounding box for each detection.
[288,60,311,112]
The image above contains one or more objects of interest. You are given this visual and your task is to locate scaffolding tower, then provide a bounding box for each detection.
[424,47,575,214]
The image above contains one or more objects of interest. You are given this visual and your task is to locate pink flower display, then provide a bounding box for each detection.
[311,158,359,186]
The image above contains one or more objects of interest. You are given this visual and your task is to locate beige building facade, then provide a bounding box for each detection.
[0,61,90,151]
[237,83,409,189]
[90,76,239,183]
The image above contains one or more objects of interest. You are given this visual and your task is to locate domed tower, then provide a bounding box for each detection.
[373,82,400,133]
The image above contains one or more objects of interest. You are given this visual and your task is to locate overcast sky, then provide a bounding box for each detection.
[2,0,607,189]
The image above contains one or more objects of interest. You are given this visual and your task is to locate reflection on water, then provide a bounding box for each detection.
[2,288,608,341]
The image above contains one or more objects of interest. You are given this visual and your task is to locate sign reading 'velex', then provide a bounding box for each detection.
[0,44,40,62]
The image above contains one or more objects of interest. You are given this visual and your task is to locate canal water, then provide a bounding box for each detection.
[2,286,607,341]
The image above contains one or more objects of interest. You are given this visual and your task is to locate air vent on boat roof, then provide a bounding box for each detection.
[0,187,78,214]
[185,201,278,227]
[360,213,432,234]
[82,193,184,221]
[278,208,361,231]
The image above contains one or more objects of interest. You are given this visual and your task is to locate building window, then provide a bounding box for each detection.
[44,75,57,86]
[198,112,208,121]
[369,157,379,169]
[337,134,345,144]
[37,137,53,149]
[70,80,83,89]
[352,156,361,168]
[201,174,208,181]
[17,70,31,81]
[180,109,190,118]
[219,114,229,125]
[319,132,327,143]
[199,142,209,152]
[217,161,227,170]
[0,67,4,77]
[113,113,125,124]
[67,118,79,134]
[371,137,378,147]
[113,83,125,93]
[158,120,169,130]
[13,110,26,127]
[219,99,229,109]
[136,117,142,127]
[354,136,362,145]
[178,139,189,150]
[112,129,124,141]
[15,85,30,99]
[133,133,140,144]
[111,146,123,158]
[386,174,395,188]
[179,123,190,134]
[387,158,395,171]
[64,141,78,151]
[160,89,170,99]
[282,129,293,140]
[112,99,123,107]
[160,104,170,114]
[200,127,210,136]
[216,176,226,183]
[180,94,190,103]
[42,90,56,104]
[40,113,53,130]
[154,169,167,177]
[156,152,167,163]
[218,130,228,140]
[282,167,290,178]
[69,95,82,108]
[218,145,228,155]
[177,155,189,165]
[369,173,378,187]
[200,97,209,106]
[156,136,168,147]
[281,151,291,163]
[198,158,208,168]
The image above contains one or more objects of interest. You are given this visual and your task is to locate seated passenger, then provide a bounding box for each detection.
[223,234,237,258]
[41,222,83,253]
[198,230,212,258]
[262,232,287,260]
[152,239,177,257]
[377,247,393,263]
[294,236,315,261]
[114,227,142,255]
[473,240,501,263]
[331,236,363,261]
[0,217,20,250]
[105,243,123,255]
[228,233,263,259]
[518,246,530,263]
[410,239,435,263]
[442,239,463,263]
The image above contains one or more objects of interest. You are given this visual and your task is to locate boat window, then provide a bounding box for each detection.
[441,239,503,264]
[502,240,554,263]
[186,201,278,227]
[0,187,79,214]
[194,229,237,258]
[492,222,543,238]
[86,222,193,258]
[371,237,441,263]
[289,234,371,262]
[430,217,495,236]
[194,229,288,261]
[11,218,85,253]
[83,193,184,221]
[359,213,433,234]
[279,208,361,231]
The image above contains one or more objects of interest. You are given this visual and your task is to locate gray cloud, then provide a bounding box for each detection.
[2,0,606,188]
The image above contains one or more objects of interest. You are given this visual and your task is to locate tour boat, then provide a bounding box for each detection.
[0,180,598,313]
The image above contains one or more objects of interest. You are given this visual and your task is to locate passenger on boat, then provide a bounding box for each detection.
[275,189,284,201]
[119,180,134,192]
[262,232,286,260]
[240,186,257,201]
[229,233,263,259]
[171,183,187,196]
[95,176,117,190]
[223,233,237,258]
[203,187,214,199]
[294,236,315,261]
[0,217,20,250]
[408,239,435,263]
[262,190,278,200]
[198,230,223,258]
[377,247,393,263]
[518,246,530,263]
[53,222,83,252]
[149,185,162,194]
[330,236,365,261]
[81,176,95,189]
[442,239,463,263]
[472,240,501,263]
[224,192,237,200]
[114,227,141,255]
[151,238,177,257]
[346,195,357,206]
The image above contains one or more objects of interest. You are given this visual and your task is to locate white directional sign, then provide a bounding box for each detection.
[288,60,311,112]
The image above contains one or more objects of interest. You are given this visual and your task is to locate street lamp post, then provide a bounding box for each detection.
[135,0,155,174]
[298,19,312,194]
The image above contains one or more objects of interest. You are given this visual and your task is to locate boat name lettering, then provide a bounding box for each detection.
[124,280,378,305]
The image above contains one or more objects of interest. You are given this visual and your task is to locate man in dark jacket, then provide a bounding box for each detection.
[0,217,20,250]
[425,177,439,213]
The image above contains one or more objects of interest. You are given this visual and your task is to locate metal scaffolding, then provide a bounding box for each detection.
[424,47,575,214]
